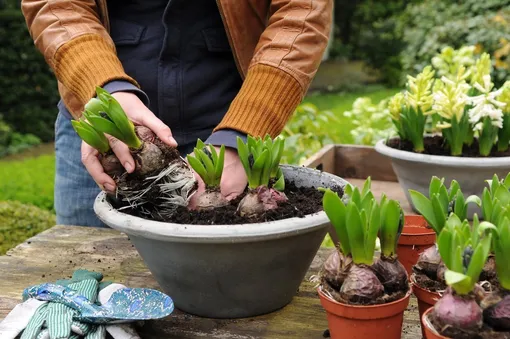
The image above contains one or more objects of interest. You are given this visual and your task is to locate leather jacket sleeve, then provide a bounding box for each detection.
[21,0,138,108]
[214,0,333,138]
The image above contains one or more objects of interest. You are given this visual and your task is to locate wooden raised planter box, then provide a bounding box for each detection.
[303,143,411,213]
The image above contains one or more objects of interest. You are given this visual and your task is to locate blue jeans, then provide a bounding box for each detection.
[54,113,196,227]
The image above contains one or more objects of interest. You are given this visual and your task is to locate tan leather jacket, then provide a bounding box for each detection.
[21,0,333,138]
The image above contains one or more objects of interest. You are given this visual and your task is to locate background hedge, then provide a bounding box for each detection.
[0,9,59,143]
[0,201,55,255]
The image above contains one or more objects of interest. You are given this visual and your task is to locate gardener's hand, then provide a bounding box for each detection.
[81,92,177,193]
[188,146,247,209]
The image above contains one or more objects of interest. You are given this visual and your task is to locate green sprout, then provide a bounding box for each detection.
[320,177,394,266]
[74,87,142,150]
[437,213,495,295]
[186,140,225,189]
[481,173,510,224]
[409,176,481,235]
[492,216,510,290]
[71,118,110,154]
[379,194,405,258]
[236,135,285,191]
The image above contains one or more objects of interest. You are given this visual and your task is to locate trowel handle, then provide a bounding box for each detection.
[23,283,100,315]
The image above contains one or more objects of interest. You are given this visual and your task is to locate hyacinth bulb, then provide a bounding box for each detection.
[415,245,442,278]
[372,256,409,292]
[321,250,352,290]
[483,293,510,331]
[340,265,384,303]
[433,288,483,330]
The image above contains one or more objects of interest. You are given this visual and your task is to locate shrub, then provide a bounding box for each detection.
[360,0,510,87]
[343,97,394,146]
[0,154,55,211]
[0,9,59,142]
[281,103,341,165]
[397,0,510,87]
[0,201,55,255]
[0,114,41,158]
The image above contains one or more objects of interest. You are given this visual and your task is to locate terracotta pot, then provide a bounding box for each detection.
[422,307,449,339]
[397,215,436,275]
[318,288,412,339]
[412,278,441,338]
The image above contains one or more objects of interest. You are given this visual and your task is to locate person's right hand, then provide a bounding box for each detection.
[80,91,177,193]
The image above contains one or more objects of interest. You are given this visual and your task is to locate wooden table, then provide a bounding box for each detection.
[0,215,421,338]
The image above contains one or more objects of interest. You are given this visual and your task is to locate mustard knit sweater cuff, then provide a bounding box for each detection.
[54,34,138,109]
[214,64,303,138]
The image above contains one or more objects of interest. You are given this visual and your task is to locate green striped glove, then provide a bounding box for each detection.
[21,270,109,339]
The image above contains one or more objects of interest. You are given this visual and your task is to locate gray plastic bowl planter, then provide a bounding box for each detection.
[374,137,510,219]
[94,165,348,319]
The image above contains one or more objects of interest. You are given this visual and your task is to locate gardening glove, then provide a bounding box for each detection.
[32,282,141,339]
[21,269,104,339]
[0,298,47,339]
[0,270,102,339]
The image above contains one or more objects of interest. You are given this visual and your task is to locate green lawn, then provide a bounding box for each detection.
[0,154,55,211]
[305,85,400,112]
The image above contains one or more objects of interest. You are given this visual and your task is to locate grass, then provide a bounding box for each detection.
[0,154,55,211]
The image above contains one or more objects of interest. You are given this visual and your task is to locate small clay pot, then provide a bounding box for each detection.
[397,215,436,275]
[412,277,441,338]
[318,288,412,339]
[422,307,449,338]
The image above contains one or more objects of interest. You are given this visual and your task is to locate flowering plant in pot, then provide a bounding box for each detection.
[422,210,510,338]
[374,48,510,219]
[421,212,496,339]
[81,88,350,318]
[410,175,508,336]
[314,178,411,339]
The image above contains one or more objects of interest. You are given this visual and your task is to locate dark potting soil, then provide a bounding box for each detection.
[110,180,344,225]
[412,259,500,294]
[429,312,510,339]
[413,271,447,292]
[387,135,510,158]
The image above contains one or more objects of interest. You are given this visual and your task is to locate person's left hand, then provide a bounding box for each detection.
[187,146,247,209]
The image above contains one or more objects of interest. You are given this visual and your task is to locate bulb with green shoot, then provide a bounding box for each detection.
[186,139,227,210]
[429,213,495,335]
[409,176,481,280]
[235,135,287,218]
[318,177,409,305]
[371,193,409,293]
[72,86,197,220]
[481,173,510,225]
[480,216,510,331]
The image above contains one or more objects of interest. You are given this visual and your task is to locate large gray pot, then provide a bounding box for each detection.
[94,165,348,319]
[375,138,510,219]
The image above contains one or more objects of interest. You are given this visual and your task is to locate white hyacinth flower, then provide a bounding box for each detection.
[467,75,505,130]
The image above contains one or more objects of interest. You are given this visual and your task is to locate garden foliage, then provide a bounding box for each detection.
[0,201,55,255]
[0,114,41,158]
[360,0,510,87]
[0,9,59,142]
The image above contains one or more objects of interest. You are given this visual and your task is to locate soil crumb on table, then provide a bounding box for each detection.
[111,180,344,225]
[387,136,510,158]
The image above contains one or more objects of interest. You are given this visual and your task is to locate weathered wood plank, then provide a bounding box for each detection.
[303,144,398,183]
[0,225,421,338]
